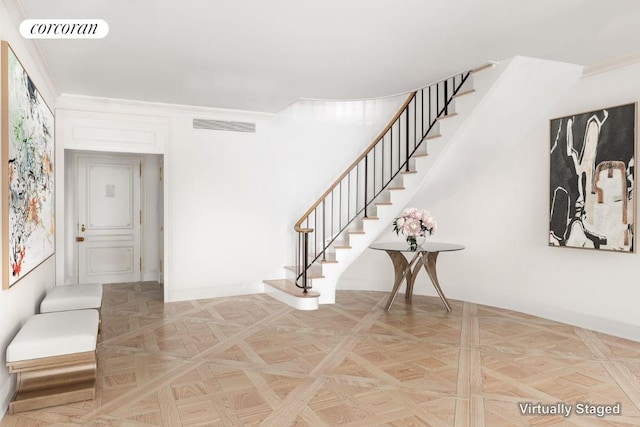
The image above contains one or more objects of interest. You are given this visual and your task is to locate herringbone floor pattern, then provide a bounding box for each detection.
[2,282,640,426]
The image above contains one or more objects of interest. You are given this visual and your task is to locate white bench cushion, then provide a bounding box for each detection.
[6,309,99,362]
[40,283,103,313]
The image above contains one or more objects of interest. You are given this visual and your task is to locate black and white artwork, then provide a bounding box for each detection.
[549,103,637,252]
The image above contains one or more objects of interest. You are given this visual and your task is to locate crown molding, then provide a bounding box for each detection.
[1,0,61,102]
[582,51,640,78]
[56,93,276,119]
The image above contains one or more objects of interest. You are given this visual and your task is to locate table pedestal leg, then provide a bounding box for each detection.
[406,262,418,301]
[383,251,420,311]
[421,252,452,311]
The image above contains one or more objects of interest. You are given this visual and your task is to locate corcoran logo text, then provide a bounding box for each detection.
[19,19,109,39]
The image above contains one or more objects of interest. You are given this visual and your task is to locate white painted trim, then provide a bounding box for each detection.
[142,272,160,282]
[338,278,442,300]
[58,110,169,154]
[338,278,391,293]
[166,283,264,303]
[0,375,15,422]
[57,94,276,118]
[162,140,170,303]
[55,137,68,286]
[470,295,640,344]
[264,285,319,311]
[582,51,640,78]
[341,278,640,342]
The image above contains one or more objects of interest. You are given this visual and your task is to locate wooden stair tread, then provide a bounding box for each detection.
[309,256,338,263]
[437,113,458,121]
[348,230,365,234]
[424,133,441,140]
[453,88,475,98]
[263,279,320,298]
[388,186,405,191]
[333,245,352,249]
[400,170,417,174]
[375,202,393,206]
[471,63,495,74]
[362,216,379,220]
[414,153,429,158]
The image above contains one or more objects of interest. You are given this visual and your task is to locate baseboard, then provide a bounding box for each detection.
[501,299,640,343]
[0,376,15,422]
[165,282,264,302]
[142,271,159,282]
[337,278,391,293]
[338,278,441,298]
[338,279,639,342]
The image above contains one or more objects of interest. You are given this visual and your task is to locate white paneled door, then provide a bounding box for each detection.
[77,155,142,284]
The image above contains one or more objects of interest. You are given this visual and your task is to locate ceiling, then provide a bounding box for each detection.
[13,0,640,113]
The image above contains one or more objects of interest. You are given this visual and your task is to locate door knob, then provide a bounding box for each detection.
[81,224,86,232]
[76,237,85,242]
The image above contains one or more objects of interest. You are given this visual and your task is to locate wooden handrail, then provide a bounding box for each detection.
[294,91,416,231]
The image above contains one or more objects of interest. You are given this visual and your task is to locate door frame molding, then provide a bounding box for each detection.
[55,108,169,301]
[66,150,163,285]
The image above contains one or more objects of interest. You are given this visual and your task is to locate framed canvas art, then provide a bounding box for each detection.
[1,41,55,289]
[549,103,637,252]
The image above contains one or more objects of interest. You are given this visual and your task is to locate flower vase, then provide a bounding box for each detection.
[406,235,426,251]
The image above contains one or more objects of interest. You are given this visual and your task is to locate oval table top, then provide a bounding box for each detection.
[369,241,465,253]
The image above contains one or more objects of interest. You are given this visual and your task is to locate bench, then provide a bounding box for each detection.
[5,309,100,414]
[40,283,103,336]
[40,283,103,314]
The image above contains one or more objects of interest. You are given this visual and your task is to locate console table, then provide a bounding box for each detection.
[369,242,465,311]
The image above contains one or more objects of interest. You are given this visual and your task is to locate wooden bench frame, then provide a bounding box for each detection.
[6,350,96,415]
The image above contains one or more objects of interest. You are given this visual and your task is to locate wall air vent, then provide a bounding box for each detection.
[193,118,256,133]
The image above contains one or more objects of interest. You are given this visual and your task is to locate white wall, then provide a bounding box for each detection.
[166,96,407,301]
[142,154,162,282]
[54,94,406,302]
[341,56,640,341]
[0,0,59,415]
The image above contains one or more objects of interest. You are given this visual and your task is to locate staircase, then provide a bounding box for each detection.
[264,63,496,310]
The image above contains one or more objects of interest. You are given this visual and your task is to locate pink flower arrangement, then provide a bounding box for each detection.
[392,207,437,250]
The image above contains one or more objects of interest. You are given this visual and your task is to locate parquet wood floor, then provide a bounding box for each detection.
[2,282,640,426]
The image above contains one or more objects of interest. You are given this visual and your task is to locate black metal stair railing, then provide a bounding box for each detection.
[293,70,474,292]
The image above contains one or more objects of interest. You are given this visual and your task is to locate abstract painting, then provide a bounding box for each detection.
[1,41,55,288]
[549,103,636,252]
